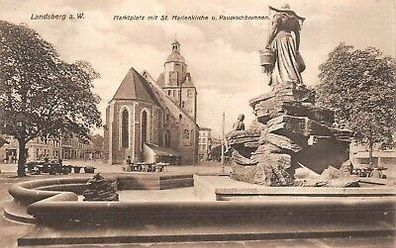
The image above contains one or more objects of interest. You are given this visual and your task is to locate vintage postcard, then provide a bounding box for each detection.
[0,1,395,247]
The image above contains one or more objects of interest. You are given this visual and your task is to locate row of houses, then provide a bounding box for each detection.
[0,127,215,164]
[349,143,396,168]
[0,135,101,163]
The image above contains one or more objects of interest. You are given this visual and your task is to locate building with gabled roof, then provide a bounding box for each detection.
[103,40,199,165]
[111,67,159,105]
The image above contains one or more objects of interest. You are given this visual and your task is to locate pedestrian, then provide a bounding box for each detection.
[126,156,132,172]
[126,156,132,165]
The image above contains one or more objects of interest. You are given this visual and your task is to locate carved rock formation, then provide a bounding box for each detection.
[228,86,352,186]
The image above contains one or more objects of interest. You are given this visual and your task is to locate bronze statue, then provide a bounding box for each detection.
[232,114,245,131]
[261,4,305,88]
[230,4,354,187]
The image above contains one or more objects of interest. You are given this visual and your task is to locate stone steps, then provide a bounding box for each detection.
[18,219,395,246]
[3,201,36,224]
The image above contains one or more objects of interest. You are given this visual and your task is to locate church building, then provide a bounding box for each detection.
[103,40,199,165]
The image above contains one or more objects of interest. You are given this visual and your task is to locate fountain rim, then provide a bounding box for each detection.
[4,174,396,225]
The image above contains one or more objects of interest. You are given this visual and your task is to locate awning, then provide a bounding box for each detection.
[145,143,180,157]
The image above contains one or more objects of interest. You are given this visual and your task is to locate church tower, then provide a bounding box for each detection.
[160,40,197,121]
[104,41,200,165]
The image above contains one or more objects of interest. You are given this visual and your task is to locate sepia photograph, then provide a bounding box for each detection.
[0,0,395,247]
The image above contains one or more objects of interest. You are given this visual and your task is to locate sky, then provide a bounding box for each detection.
[0,0,394,137]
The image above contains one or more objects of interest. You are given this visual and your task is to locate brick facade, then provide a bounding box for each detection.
[103,41,199,165]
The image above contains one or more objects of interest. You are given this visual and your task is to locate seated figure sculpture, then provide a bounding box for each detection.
[232,114,246,131]
[225,114,246,154]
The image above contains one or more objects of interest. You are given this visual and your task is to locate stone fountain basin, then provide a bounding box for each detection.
[4,173,193,223]
[4,174,395,224]
[194,175,396,201]
[5,174,396,246]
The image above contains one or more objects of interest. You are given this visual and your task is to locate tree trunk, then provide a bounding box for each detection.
[17,140,27,177]
[368,139,373,168]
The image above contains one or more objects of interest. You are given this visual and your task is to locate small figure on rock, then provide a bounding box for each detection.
[232,114,246,131]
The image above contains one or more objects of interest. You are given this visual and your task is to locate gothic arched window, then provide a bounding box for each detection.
[190,129,194,145]
[121,109,129,148]
[141,110,148,146]
[165,130,171,147]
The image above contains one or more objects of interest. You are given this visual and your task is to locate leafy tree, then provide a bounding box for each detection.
[0,20,102,176]
[90,133,104,152]
[316,43,396,166]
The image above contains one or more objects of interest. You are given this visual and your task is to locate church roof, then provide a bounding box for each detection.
[141,70,156,83]
[166,52,185,64]
[111,67,159,105]
[146,75,198,126]
[156,73,195,88]
[156,73,165,87]
[183,78,195,88]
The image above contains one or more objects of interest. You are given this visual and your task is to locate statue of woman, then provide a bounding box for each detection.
[263,4,305,88]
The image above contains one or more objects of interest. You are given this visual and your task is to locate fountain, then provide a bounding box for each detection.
[227,4,355,187]
[3,5,395,246]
